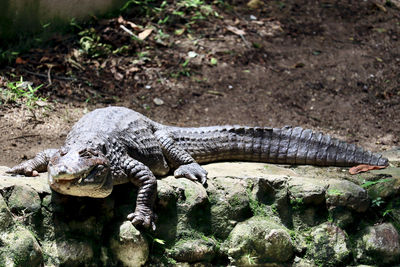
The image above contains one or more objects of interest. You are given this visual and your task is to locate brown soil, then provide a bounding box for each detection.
[0,0,399,167]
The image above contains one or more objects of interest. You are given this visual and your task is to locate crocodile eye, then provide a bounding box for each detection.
[79,149,92,158]
[79,148,98,158]
[60,147,68,156]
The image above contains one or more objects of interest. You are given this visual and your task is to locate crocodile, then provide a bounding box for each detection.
[7,106,389,229]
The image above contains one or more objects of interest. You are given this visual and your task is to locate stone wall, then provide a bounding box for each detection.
[0,148,399,266]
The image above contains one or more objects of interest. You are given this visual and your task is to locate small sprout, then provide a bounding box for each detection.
[252,42,262,49]
[175,28,186,35]
[42,22,51,29]
[158,16,170,24]
[371,197,384,207]
[154,238,165,245]
[361,178,392,188]
[182,59,190,67]
[210,57,218,65]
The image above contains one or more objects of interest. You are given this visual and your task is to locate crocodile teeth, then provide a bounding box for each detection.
[78,177,83,183]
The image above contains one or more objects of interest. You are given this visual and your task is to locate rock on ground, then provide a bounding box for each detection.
[355,223,400,265]
[223,216,294,265]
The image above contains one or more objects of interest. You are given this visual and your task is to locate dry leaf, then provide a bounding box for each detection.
[226,25,246,36]
[113,72,124,81]
[127,21,141,31]
[251,21,264,25]
[39,56,51,63]
[373,2,387,12]
[138,29,153,40]
[349,164,387,175]
[117,16,124,24]
[15,57,27,64]
[126,66,140,74]
[117,16,141,30]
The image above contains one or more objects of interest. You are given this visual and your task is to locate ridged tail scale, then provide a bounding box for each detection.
[169,126,388,167]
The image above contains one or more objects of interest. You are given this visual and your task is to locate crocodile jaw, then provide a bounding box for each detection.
[47,149,113,198]
[48,165,113,198]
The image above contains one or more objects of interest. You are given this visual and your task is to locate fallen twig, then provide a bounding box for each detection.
[47,67,52,86]
[120,25,140,39]
[22,69,78,81]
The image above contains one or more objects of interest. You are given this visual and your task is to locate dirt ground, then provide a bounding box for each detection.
[0,0,399,167]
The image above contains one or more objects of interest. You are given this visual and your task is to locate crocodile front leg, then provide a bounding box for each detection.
[123,157,157,230]
[154,130,208,185]
[7,149,58,176]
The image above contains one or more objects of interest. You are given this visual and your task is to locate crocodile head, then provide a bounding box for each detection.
[48,146,113,198]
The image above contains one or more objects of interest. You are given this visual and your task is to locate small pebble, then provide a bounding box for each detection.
[188,51,198,58]
[145,85,152,89]
[153,98,164,106]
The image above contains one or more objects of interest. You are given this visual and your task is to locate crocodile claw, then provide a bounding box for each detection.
[7,163,38,176]
[174,162,208,185]
[127,209,156,231]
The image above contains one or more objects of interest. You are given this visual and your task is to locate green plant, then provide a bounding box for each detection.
[0,49,19,64]
[155,29,170,41]
[361,178,392,188]
[288,230,297,240]
[245,253,257,265]
[78,28,112,58]
[290,197,304,211]
[0,77,46,108]
[327,189,343,196]
[383,208,393,217]
[371,197,385,207]
[246,188,270,217]
[327,212,333,223]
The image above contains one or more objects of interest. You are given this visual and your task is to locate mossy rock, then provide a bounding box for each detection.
[158,177,210,236]
[326,179,369,213]
[207,177,251,239]
[169,238,217,263]
[42,239,95,266]
[7,185,41,214]
[223,216,294,265]
[288,177,326,205]
[109,221,149,267]
[366,176,400,200]
[306,223,350,266]
[0,194,13,231]
[354,223,400,265]
[0,226,43,267]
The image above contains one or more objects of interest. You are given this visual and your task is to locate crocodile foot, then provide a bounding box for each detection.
[127,208,157,231]
[7,162,39,176]
[174,162,208,185]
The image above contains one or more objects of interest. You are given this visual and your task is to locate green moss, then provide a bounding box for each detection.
[246,187,271,218]
[290,197,304,211]
[305,223,350,267]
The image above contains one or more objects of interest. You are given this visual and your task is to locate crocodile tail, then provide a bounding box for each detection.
[170,126,388,167]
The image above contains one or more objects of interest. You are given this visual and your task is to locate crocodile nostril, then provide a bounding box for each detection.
[58,165,68,174]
